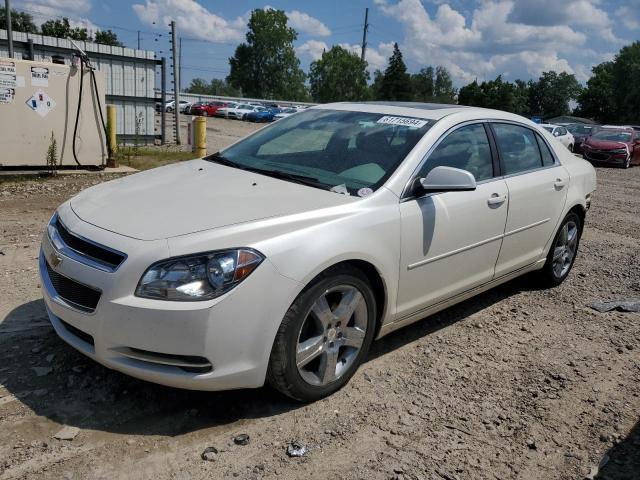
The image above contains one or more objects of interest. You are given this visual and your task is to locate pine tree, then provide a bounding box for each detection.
[377,43,412,101]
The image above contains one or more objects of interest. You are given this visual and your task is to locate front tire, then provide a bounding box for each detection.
[267,265,376,402]
[538,212,581,287]
[623,156,631,169]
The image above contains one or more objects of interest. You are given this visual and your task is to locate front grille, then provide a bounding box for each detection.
[55,217,125,270]
[585,151,610,161]
[45,260,101,312]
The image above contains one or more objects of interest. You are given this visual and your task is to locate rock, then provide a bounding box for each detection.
[253,464,265,473]
[233,434,250,446]
[201,446,218,461]
[54,426,80,441]
[286,441,308,457]
[32,366,52,377]
[526,439,537,450]
[126,439,135,446]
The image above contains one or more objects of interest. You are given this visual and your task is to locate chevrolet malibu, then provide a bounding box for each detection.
[40,103,597,401]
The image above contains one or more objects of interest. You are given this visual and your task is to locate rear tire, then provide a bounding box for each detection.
[267,265,376,402]
[538,212,582,287]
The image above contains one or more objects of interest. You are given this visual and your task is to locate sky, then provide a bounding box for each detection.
[11,0,640,87]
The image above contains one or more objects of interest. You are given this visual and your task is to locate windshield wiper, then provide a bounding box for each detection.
[244,167,331,191]
[204,152,243,169]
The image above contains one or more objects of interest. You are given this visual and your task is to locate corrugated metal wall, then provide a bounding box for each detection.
[0,29,157,144]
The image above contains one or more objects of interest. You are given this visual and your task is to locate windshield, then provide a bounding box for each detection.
[542,126,554,133]
[209,108,433,195]
[567,124,593,135]
[592,130,632,142]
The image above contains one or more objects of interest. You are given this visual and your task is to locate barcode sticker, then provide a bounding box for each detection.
[376,116,428,128]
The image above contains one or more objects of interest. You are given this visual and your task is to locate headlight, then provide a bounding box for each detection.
[135,249,264,301]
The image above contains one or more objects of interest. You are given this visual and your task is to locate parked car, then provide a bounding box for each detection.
[566,124,596,153]
[191,101,228,117]
[39,103,596,401]
[274,107,299,120]
[582,127,640,168]
[227,104,264,120]
[165,100,191,113]
[540,124,575,151]
[214,102,239,118]
[184,102,203,115]
[246,107,282,123]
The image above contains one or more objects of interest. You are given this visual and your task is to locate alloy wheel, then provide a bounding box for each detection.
[552,220,578,278]
[296,285,368,386]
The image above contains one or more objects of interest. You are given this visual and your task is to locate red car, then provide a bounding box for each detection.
[190,101,229,117]
[582,127,640,169]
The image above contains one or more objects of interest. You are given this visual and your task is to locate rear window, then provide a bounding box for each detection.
[492,123,543,175]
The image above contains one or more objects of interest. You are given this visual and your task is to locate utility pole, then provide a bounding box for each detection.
[360,7,369,63]
[137,30,141,49]
[5,0,14,58]
[178,37,183,93]
[170,20,181,144]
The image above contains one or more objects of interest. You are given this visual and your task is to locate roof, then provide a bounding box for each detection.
[316,101,470,120]
[546,115,597,125]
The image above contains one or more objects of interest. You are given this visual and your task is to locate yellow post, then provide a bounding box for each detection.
[106,105,118,168]
[193,116,207,157]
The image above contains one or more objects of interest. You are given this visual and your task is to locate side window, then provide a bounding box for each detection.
[558,127,567,136]
[536,134,556,166]
[492,123,543,175]
[418,123,494,182]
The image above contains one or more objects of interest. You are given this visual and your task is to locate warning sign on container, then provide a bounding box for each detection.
[0,87,14,104]
[30,66,49,87]
[26,89,56,117]
[0,60,17,88]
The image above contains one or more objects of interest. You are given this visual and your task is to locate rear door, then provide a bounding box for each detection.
[491,123,569,277]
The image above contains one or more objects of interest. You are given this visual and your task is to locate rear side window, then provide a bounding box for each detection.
[418,123,494,182]
[536,135,556,166]
[492,123,543,175]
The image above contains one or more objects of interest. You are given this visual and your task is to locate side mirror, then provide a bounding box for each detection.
[553,131,560,137]
[417,166,477,195]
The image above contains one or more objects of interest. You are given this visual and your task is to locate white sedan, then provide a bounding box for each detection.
[40,103,596,401]
[540,123,575,151]
[227,104,264,120]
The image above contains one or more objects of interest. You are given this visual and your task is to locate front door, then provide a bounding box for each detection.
[397,122,509,319]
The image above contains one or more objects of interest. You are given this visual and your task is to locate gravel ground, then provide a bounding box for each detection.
[0,164,638,480]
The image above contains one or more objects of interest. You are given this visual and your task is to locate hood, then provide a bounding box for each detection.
[584,138,631,150]
[70,159,355,241]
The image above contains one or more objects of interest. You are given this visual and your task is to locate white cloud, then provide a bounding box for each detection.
[296,40,329,60]
[286,10,331,36]
[374,0,610,85]
[18,0,97,33]
[132,0,246,43]
[616,1,640,30]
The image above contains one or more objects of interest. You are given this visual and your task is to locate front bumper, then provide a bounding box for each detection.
[583,150,628,165]
[39,207,301,391]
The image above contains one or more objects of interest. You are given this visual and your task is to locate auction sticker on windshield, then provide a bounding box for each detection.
[377,116,428,128]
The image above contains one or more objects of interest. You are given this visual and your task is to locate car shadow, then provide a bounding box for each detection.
[1,276,541,437]
[595,420,640,479]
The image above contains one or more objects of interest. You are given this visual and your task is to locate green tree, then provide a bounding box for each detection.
[185,77,240,97]
[575,62,615,123]
[458,79,484,107]
[411,67,435,102]
[227,9,307,101]
[0,7,38,33]
[94,29,122,46]
[308,46,369,103]
[369,69,384,100]
[528,71,581,118]
[377,43,412,101]
[433,66,456,103]
[41,18,90,41]
[611,42,640,123]
[512,79,530,116]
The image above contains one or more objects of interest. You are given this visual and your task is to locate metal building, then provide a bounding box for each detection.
[0,29,158,144]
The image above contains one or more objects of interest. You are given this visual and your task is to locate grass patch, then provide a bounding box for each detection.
[117,147,199,171]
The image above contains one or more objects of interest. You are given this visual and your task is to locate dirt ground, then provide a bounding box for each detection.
[0,162,638,480]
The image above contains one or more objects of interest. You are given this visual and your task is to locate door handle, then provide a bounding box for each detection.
[554,178,566,189]
[487,193,507,206]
